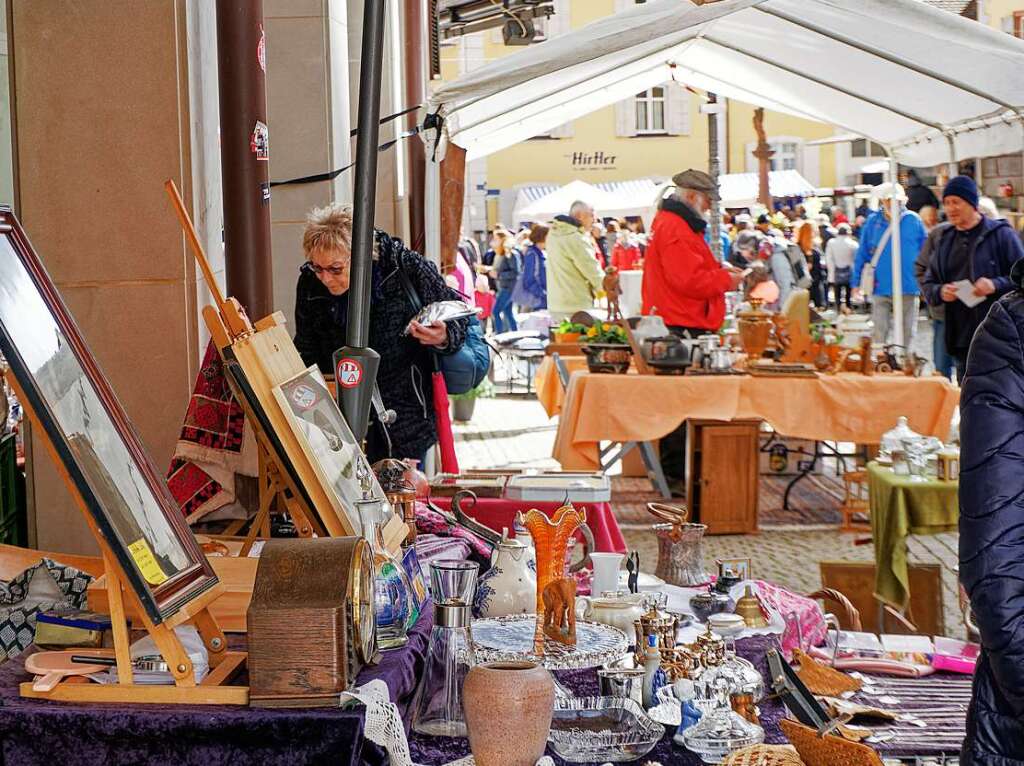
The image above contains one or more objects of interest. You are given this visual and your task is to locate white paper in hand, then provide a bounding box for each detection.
[953,279,986,308]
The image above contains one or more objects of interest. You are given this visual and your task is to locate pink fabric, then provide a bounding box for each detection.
[755,579,828,659]
[474,290,495,320]
[452,255,476,308]
[428,496,626,554]
[431,372,460,474]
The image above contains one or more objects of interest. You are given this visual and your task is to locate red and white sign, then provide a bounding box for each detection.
[336,358,363,388]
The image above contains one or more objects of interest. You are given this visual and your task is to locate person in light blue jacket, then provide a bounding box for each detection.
[852,183,928,346]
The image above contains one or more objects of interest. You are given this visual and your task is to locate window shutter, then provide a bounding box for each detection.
[549,121,575,138]
[615,99,637,137]
[665,85,690,136]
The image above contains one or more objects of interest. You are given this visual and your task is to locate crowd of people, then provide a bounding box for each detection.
[451,168,1023,385]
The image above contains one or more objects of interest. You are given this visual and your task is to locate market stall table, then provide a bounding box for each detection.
[0,609,434,766]
[429,495,627,554]
[552,371,959,471]
[868,461,959,609]
[535,355,587,417]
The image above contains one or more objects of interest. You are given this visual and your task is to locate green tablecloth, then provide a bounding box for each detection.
[868,461,959,609]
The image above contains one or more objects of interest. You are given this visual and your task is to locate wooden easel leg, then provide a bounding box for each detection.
[240,477,275,556]
[191,607,229,667]
[134,608,197,688]
[102,552,134,685]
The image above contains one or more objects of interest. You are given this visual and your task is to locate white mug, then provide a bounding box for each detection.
[589,552,624,598]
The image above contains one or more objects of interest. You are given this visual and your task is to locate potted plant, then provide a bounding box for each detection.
[553,319,589,344]
[580,322,632,374]
[449,378,494,423]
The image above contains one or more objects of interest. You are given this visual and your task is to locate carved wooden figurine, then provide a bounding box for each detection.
[603,266,622,321]
[541,577,577,644]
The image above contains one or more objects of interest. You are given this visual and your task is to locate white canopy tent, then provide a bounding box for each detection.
[515,179,623,222]
[424,0,1024,347]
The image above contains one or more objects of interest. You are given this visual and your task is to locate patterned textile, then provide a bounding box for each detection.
[166,340,256,522]
[414,501,492,561]
[756,579,828,659]
[0,558,93,662]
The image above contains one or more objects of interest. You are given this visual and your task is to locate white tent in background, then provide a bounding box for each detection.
[718,170,817,208]
[425,0,1024,346]
[515,179,622,222]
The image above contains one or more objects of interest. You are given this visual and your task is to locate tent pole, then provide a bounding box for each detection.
[889,153,904,350]
[707,92,722,260]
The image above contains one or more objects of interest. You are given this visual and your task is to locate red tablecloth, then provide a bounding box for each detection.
[428,496,627,554]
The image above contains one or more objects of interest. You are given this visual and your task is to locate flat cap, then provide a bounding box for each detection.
[672,169,718,198]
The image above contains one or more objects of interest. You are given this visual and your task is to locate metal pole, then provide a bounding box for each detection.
[404,0,427,253]
[889,154,904,349]
[348,0,387,349]
[336,0,388,443]
[707,92,721,260]
[216,0,273,319]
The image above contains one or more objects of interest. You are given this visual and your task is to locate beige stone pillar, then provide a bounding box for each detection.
[10,0,207,554]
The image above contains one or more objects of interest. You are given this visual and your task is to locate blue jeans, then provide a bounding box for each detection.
[932,319,954,379]
[493,288,518,334]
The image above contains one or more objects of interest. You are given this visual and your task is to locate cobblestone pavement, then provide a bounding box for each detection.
[453,346,964,638]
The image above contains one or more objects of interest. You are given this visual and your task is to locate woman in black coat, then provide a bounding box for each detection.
[293,204,467,464]
[959,260,1024,764]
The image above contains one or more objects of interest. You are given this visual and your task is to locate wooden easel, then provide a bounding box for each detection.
[166,181,407,552]
[4,371,248,705]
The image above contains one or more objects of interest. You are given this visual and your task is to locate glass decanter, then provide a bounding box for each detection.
[682,665,764,763]
[411,560,479,737]
[357,461,417,649]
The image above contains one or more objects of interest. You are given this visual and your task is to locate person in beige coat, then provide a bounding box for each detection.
[545,200,604,321]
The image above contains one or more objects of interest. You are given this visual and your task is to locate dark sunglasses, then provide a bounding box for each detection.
[303,261,349,277]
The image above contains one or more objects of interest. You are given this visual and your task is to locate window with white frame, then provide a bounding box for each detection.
[850,138,886,158]
[635,87,667,134]
[771,141,799,171]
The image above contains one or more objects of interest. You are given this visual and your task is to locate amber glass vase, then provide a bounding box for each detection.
[519,505,587,652]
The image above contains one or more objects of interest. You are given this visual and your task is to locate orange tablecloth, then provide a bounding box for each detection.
[552,371,960,470]
[534,355,588,417]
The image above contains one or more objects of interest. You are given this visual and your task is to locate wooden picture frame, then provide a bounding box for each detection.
[273,365,388,534]
[0,208,217,624]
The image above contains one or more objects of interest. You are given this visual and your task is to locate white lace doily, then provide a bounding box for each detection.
[340,679,415,766]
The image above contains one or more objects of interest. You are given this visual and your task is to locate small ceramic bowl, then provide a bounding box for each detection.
[707,612,746,636]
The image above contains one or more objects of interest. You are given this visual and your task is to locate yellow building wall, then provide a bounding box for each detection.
[981,0,1024,29]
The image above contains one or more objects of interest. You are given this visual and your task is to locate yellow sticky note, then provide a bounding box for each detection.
[128,538,168,586]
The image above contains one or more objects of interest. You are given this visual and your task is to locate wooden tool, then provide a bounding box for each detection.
[25,651,113,692]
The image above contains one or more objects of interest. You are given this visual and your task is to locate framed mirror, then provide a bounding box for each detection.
[0,208,217,624]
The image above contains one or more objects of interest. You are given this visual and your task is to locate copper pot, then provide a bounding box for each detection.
[737,298,773,361]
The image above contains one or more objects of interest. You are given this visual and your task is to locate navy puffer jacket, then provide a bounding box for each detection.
[960,274,1024,764]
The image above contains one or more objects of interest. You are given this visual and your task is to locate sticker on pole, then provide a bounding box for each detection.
[257,25,266,73]
[336,358,363,389]
[251,120,269,160]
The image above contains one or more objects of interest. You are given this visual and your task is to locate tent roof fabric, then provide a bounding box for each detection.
[427,0,1024,167]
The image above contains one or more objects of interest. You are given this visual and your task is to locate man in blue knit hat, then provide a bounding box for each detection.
[922,175,1024,381]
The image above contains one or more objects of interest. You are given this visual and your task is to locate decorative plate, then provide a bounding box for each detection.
[471,615,628,670]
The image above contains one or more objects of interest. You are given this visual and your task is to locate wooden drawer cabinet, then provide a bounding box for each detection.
[686,420,759,535]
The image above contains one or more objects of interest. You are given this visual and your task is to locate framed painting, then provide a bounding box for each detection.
[273,365,389,534]
[0,208,217,624]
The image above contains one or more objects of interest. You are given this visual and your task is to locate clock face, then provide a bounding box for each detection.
[351,540,377,664]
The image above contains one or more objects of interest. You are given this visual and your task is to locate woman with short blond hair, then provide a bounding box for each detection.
[293,203,469,462]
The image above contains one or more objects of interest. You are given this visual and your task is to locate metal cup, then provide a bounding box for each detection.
[597,668,645,706]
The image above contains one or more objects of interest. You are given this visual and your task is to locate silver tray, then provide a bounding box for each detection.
[548,696,663,763]
[471,615,628,670]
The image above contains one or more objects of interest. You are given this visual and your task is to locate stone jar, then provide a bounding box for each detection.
[463,661,555,766]
[472,537,536,619]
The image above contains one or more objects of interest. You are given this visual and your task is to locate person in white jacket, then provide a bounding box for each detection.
[825,223,858,310]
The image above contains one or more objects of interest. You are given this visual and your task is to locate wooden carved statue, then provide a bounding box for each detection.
[752,107,774,209]
[541,577,577,644]
[603,266,622,321]
[518,505,587,652]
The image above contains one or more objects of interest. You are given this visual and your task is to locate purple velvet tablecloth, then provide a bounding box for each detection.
[409,635,787,766]
[0,606,434,766]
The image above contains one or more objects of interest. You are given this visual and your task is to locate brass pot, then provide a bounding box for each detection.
[737,298,773,361]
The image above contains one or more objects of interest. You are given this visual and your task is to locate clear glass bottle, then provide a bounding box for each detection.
[411,560,479,737]
[681,660,764,762]
[362,513,417,650]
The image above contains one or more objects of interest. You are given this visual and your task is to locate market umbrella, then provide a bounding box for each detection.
[431,371,460,474]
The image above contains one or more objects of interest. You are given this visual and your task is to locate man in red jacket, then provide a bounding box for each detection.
[642,169,742,336]
[642,169,742,493]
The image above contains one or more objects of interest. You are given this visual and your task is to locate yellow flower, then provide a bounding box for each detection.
[602,322,612,331]
[587,326,598,337]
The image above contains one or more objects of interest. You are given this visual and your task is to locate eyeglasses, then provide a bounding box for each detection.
[304,261,349,277]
